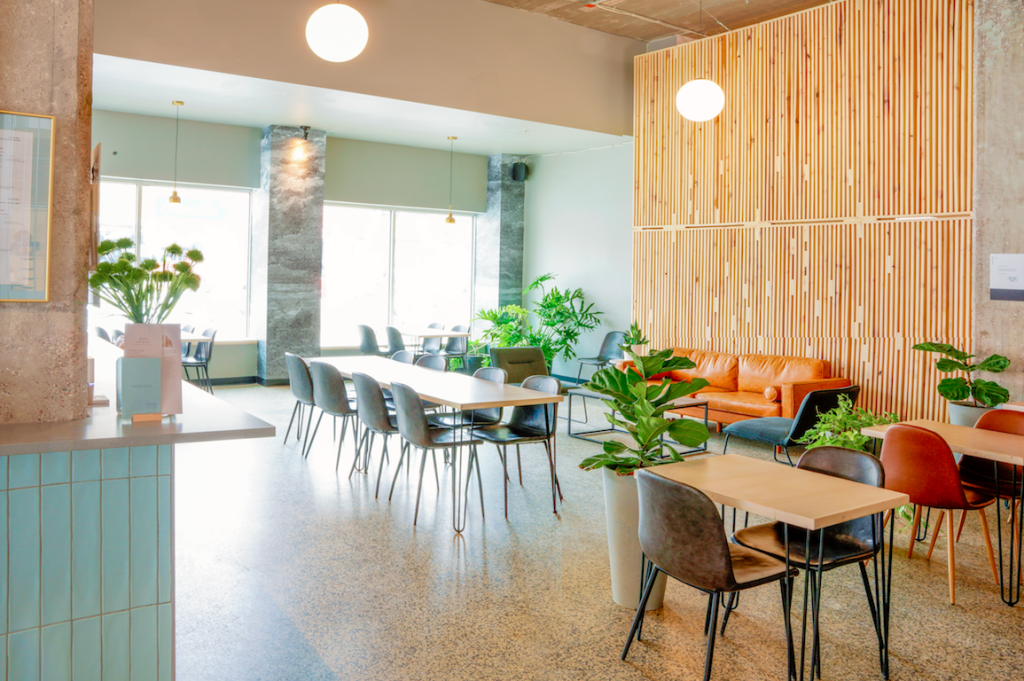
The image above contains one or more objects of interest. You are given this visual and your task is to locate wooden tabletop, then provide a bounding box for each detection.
[402,328,472,340]
[309,356,563,410]
[650,454,908,530]
[861,419,1024,466]
[1000,402,1024,413]
[181,332,212,343]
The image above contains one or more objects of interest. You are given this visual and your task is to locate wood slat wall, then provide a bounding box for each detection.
[632,0,974,421]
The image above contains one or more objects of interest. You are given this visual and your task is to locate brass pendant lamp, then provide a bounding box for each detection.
[169,101,184,204]
[445,136,457,224]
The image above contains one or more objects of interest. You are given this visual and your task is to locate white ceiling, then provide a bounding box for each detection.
[92,54,631,156]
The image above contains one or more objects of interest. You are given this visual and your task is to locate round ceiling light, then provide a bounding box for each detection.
[305,4,369,63]
[675,79,725,122]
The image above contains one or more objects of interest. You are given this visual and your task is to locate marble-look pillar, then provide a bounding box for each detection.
[973,0,1024,398]
[474,155,527,324]
[0,0,92,423]
[250,126,326,384]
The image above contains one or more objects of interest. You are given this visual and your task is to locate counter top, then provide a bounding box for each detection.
[0,338,275,456]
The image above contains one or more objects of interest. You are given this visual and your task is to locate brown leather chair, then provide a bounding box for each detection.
[622,469,797,681]
[957,411,1024,543]
[879,424,999,603]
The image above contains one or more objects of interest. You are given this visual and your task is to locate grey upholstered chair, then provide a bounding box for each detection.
[307,361,359,469]
[284,352,315,453]
[357,325,384,356]
[488,346,548,386]
[181,328,217,393]
[430,367,508,429]
[574,331,626,385]
[385,326,406,356]
[351,372,401,497]
[391,350,415,364]
[437,324,470,371]
[420,322,444,355]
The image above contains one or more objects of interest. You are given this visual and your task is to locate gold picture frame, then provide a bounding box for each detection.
[0,109,55,302]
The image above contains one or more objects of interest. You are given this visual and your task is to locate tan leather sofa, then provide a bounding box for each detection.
[616,349,851,431]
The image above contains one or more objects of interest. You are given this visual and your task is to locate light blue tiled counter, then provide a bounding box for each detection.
[0,345,274,681]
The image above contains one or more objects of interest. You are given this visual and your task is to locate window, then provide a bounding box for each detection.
[94,180,252,338]
[321,204,476,346]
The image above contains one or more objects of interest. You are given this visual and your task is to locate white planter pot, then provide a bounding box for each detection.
[602,467,668,610]
[629,344,650,357]
[948,402,991,427]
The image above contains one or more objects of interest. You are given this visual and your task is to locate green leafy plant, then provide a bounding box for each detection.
[579,347,711,475]
[796,394,899,452]
[88,238,203,324]
[474,274,602,366]
[622,321,649,347]
[912,342,1010,407]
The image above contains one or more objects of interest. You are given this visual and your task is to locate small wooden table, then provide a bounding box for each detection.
[862,419,1024,606]
[309,356,563,532]
[652,455,907,680]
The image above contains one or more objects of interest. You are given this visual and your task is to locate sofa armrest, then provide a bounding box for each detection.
[781,378,852,419]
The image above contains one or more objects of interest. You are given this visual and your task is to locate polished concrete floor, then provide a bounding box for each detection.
[175,385,1024,680]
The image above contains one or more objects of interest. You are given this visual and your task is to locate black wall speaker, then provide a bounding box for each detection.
[511,162,528,181]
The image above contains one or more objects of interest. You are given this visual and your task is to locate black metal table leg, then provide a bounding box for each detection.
[993,461,1023,606]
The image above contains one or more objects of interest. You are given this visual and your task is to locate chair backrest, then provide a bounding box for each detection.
[385,326,405,354]
[636,469,737,592]
[94,327,111,342]
[597,331,627,362]
[351,372,395,434]
[787,385,861,443]
[194,328,217,363]
[469,366,508,423]
[422,322,444,354]
[309,361,355,416]
[392,350,415,364]
[180,324,195,358]
[489,346,549,385]
[879,424,971,509]
[416,354,447,371]
[390,382,434,449]
[444,324,468,354]
[112,329,124,341]
[507,375,560,436]
[284,353,314,405]
[961,409,1024,482]
[796,446,885,549]
[357,325,380,355]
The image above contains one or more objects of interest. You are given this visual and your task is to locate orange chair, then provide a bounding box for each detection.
[956,410,1024,550]
[879,424,998,604]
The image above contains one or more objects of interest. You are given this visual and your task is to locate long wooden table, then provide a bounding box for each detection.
[862,419,1024,606]
[309,356,563,532]
[651,455,908,681]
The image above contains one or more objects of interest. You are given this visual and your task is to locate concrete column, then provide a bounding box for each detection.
[973,0,1024,398]
[250,126,326,384]
[0,0,92,423]
[473,154,527,325]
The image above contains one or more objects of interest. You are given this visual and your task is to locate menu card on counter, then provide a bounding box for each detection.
[122,323,183,415]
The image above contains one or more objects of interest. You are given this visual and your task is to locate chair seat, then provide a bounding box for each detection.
[472,423,549,443]
[320,399,358,417]
[960,470,1024,500]
[181,356,208,366]
[426,428,483,448]
[728,544,800,589]
[723,417,794,447]
[733,522,876,570]
[428,411,501,428]
[578,357,611,367]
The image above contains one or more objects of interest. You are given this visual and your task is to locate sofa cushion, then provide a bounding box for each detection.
[669,348,739,391]
[738,355,830,394]
[704,392,782,418]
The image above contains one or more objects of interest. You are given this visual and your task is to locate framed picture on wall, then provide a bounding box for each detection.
[0,109,55,302]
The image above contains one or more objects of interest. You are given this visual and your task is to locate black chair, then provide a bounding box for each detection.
[721,385,861,465]
[307,362,359,469]
[391,350,415,364]
[351,372,400,496]
[574,331,626,386]
[436,324,470,371]
[385,326,406,356]
[732,447,886,678]
[94,327,111,342]
[421,322,444,355]
[181,327,217,393]
[283,353,315,454]
[488,346,548,386]
[430,367,508,429]
[473,375,561,518]
[390,382,484,526]
[357,325,384,356]
[622,469,797,681]
[180,324,195,360]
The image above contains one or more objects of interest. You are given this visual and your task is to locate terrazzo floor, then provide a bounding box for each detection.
[174,384,1024,681]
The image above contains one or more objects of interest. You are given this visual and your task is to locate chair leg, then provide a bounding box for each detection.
[516,444,523,485]
[946,510,957,605]
[304,412,325,459]
[721,434,730,456]
[472,445,485,521]
[336,416,349,472]
[350,430,370,479]
[779,578,796,680]
[284,401,299,443]
[621,566,662,661]
[925,510,946,561]
[978,506,1000,585]
[956,509,968,542]
[720,592,737,635]
[413,448,429,526]
[544,440,557,514]
[908,505,923,559]
[300,405,314,456]
[388,442,409,501]
[702,592,721,681]
[500,446,509,520]
[432,450,440,491]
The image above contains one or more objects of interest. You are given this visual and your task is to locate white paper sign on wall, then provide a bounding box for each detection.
[990,254,1024,301]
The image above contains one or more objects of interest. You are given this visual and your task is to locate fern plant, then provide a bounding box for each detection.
[796,394,899,452]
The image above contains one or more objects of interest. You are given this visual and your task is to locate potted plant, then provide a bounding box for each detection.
[622,321,650,357]
[796,394,899,452]
[912,342,1011,426]
[580,347,711,610]
[88,238,203,324]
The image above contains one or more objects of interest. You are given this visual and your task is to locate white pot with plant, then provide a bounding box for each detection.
[913,342,1010,427]
[580,347,711,610]
[622,321,650,357]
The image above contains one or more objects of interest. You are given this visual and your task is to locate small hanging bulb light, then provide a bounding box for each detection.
[674,0,725,123]
[169,101,184,204]
[446,136,457,224]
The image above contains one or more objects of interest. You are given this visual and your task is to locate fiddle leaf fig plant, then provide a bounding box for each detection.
[579,347,711,475]
[912,342,1011,408]
[88,238,203,324]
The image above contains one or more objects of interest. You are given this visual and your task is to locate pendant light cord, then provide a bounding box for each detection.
[173,103,181,192]
[448,137,454,208]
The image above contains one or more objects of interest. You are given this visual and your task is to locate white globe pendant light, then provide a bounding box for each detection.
[305,3,369,63]
[675,79,725,122]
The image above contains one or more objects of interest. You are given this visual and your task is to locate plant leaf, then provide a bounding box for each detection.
[972,379,1010,407]
[975,355,1011,373]
[935,357,972,373]
[937,377,971,402]
[912,342,973,362]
